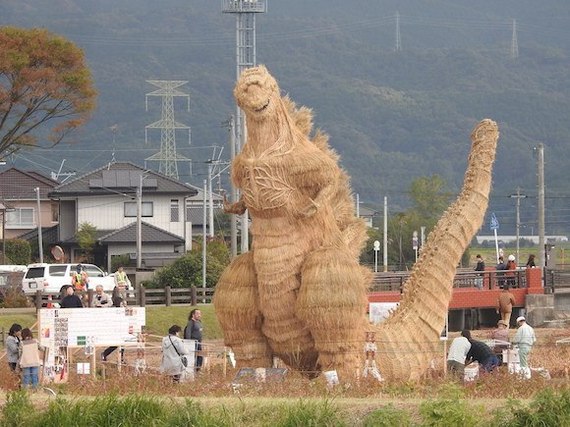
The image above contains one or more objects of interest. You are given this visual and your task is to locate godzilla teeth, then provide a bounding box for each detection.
[254,100,270,112]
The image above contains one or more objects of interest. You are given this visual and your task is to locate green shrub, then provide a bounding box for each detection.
[1,390,34,426]
[363,404,412,427]
[420,396,482,427]
[503,388,570,426]
[5,239,31,265]
[277,399,346,427]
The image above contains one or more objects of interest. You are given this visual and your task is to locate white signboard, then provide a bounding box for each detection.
[369,302,399,324]
[39,307,146,348]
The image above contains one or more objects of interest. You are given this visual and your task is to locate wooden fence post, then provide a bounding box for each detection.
[191,286,197,306]
[165,285,171,306]
[140,285,146,307]
[87,289,94,307]
[35,290,42,310]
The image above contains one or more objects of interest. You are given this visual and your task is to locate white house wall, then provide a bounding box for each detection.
[77,195,185,238]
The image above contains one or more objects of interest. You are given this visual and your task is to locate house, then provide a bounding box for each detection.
[48,162,198,272]
[358,206,379,228]
[0,167,59,240]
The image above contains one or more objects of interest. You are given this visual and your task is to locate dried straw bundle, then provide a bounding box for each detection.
[214,65,369,376]
[374,119,499,380]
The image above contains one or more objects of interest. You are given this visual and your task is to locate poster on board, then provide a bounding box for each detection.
[38,307,146,382]
[369,302,399,324]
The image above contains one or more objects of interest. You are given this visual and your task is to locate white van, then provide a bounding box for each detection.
[21,263,115,295]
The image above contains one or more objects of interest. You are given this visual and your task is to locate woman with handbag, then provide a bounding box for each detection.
[160,325,188,383]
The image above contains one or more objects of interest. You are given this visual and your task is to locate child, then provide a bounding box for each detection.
[19,328,43,389]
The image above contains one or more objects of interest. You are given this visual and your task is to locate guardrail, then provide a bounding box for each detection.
[369,269,528,293]
[544,269,570,293]
[30,285,214,309]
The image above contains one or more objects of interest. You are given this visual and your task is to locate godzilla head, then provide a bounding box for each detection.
[234,65,280,121]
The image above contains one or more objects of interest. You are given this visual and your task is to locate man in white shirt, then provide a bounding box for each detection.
[447,329,472,380]
[512,316,536,370]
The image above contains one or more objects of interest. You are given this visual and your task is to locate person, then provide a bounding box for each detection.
[112,285,127,307]
[495,256,507,289]
[525,254,536,268]
[506,254,517,288]
[91,285,110,307]
[19,328,43,389]
[102,289,126,362]
[512,316,536,373]
[60,285,83,308]
[72,264,89,292]
[6,323,22,372]
[184,308,203,371]
[496,284,516,327]
[489,319,510,363]
[447,330,472,380]
[474,254,485,290]
[466,337,500,373]
[114,266,130,302]
[161,325,188,383]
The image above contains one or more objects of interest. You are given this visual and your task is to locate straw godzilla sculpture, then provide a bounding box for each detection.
[214,65,499,381]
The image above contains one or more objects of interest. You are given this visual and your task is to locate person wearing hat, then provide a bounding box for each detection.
[512,316,536,373]
[489,319,510,363]
[496,284,516,327]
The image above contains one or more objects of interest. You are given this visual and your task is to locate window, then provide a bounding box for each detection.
[124,201,153,217]
[170,199,179,222]
[51,203,59,222]
[6,208,35,228]
[48,265,68,277]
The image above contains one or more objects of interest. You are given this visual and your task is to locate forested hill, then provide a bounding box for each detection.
[2,0,570,234]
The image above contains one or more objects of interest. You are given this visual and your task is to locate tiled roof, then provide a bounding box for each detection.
[98,221,184,244]
[0,168,59,199]
[49,162,197,197]
[17,225,59,245]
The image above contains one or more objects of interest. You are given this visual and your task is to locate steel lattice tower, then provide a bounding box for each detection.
[222,0,267,253]
[145,80,191,180]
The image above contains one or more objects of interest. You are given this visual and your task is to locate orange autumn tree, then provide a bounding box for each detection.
[0,27,97,157]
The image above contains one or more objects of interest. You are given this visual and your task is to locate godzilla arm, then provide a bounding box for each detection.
[224,195,247,215]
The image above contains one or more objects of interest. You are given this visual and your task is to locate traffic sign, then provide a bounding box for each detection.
[490,212,499,231]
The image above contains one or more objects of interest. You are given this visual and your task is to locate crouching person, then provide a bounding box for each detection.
[160,325,188,383]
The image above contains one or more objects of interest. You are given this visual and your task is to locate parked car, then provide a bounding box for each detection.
[21,263,115,295]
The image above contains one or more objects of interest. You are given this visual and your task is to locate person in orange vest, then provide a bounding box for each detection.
[72,264,90,291]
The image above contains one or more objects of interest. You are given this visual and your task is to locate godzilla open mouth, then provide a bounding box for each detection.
[254,99,270,113]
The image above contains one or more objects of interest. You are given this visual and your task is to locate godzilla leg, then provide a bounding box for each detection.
[213,252,272,367]
[297,247,370,379]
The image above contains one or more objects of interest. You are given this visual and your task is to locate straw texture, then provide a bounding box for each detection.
[213,65,498,382]
[374,119,499,380]
[213,65,368,376]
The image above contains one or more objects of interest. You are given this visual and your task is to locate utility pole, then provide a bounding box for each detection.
[222,0,267,254]
[383,196,388,272]
[35,187,43,263]
[355,193,360,217]
[136,175,142,269]
[395,11,402,52]
[222,116,238,258]
[202,179,207,299]
[536,143,545,269]
[510,188,527,264]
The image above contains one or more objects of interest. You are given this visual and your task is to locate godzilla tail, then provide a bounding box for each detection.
[374,119,499,381]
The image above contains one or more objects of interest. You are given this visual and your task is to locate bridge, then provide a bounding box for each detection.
[367,267,546,330]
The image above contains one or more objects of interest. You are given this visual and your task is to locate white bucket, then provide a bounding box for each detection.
[464,365,479,382]
[324,370,339,387]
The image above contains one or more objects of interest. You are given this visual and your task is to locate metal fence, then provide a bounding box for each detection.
[369,268,527,293]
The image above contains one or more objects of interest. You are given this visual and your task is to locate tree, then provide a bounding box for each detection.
[5,239,31,265]
[76,222,97,262]
[0,27,97,157]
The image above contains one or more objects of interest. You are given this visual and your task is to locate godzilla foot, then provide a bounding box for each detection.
[213,252,271,366]
[297,247,370,381]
